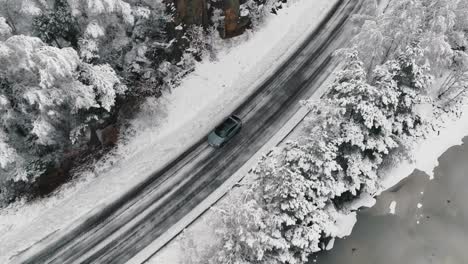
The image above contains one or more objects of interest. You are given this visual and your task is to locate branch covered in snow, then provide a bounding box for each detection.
[0,35,125,185]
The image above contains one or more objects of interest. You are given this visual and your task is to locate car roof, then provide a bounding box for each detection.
[230,115,241,123]
[213,117,235,137]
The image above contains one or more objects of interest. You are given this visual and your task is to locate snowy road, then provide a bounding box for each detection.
[15,1,364,263]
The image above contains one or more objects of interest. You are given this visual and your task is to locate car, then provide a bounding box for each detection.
[208,115,242,147]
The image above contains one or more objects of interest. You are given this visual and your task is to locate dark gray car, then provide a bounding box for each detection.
[208,115,242,147]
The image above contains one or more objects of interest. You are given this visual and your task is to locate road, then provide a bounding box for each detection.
[15,1,364,263]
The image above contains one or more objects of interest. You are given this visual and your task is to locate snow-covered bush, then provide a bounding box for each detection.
[0,35,125,186]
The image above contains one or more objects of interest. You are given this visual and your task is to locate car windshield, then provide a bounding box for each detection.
[215,118,236,138]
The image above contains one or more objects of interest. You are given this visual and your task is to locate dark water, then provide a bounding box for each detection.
[316,137,468,264]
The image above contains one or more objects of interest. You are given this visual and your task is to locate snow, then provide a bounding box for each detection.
[325,238,335,251]
[144,208,221,264]
[348,193,377,211]
[389,201,396,215]
[84,21,105,38]
[0,0,338,262]
[329,211,358,239]
[380,103,468,193]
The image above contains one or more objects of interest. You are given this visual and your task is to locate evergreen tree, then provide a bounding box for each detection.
[0,35,126,182]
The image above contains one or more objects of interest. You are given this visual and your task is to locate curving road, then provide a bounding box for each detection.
[15,1,365,263]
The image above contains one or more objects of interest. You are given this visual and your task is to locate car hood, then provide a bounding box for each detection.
[208,132,224,146]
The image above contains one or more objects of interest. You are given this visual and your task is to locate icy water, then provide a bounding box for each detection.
[316,137,468,264]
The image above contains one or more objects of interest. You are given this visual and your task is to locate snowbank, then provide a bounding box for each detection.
[0,0,338,262]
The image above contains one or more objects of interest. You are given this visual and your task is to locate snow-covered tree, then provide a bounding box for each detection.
[437,51,468,107]
[431,0,468,109]
[0,0,46,35]
[33,0,80,48]
[390,44,433,135]
[28,0,169,79]
[321,49,394,192]
[377,0,425,61]
[359,0,466,75]
[350,20,385,77]
[325,46,430,189]
[349,0,465,101]
[0,35,125,182]
[210,143,341,264]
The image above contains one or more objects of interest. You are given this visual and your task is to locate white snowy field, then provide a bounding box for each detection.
[0,0,338,262]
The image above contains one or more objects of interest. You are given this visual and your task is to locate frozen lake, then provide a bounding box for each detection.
[316,137,468,264]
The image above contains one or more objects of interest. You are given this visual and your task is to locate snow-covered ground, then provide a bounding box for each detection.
[0,0,338,262]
